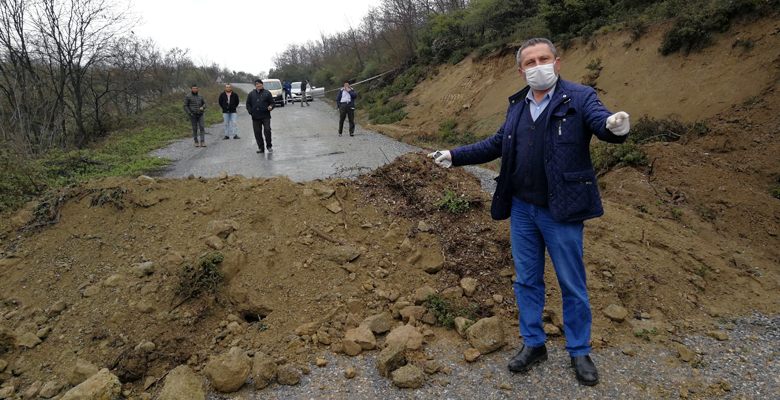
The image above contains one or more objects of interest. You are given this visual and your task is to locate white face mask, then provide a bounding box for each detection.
[523,62,557,91]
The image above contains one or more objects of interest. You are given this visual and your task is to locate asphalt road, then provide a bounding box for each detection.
[154,83,419,181]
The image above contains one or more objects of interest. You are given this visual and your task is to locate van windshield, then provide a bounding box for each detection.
[263,81,282,90]
[291,82,301,89]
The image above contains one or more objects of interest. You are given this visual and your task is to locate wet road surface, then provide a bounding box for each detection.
[154,83,419,181]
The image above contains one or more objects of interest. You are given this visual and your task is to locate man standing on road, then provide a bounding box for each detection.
[336,81,357,136]
[300,79,310,107]
[246,79,274,153]
[218,84,240,140]
[428,38,631,387]
[283,80,292,104]
[183,84,207,147]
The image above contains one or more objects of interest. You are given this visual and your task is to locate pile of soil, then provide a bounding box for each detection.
[0,135,777,398]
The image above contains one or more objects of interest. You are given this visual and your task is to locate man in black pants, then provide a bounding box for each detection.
[335,81,357,136]
[300,79,310,107]
[246,79,274,153]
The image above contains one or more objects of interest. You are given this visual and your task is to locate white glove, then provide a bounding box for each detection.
[427,150,452,168]
[606,111,630,136]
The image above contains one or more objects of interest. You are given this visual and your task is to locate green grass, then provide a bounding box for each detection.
[0,87,224,213]
[435,189,471,214]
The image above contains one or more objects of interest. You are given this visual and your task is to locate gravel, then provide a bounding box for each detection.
[206,314,778,399]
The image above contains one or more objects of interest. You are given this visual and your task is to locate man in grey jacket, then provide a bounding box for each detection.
[183,84,207,147]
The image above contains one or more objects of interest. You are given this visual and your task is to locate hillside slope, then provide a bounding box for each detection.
[384,17,780,139]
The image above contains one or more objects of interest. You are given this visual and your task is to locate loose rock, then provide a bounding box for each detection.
[344,325,376,350]
[708,330,729,341]
[277,365,302,386]
[361,312,394,335]
[203,347,251,393]
[463,348,481,362]
[38,380,64,399]
[377,343,406,377]
[399,306,426,322]
[603,304,629,322]
[459,278,478,297]
[465,317,506,354]
[252,352,277,390]
[344,367,357,379]
[15,332,42,349]
[60,369,121,400]
[454,317,474,338]
[413,286,437,305]
[543,323,561,336]
[392,365,424,389]
[67,358,99,386]
[158,365,205,400]
[132,261,156,278]
[385,325,424,351]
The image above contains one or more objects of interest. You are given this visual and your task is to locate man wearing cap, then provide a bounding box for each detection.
[428,37,631,386]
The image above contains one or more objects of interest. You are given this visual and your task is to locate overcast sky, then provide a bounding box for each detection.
[131,0,381,75]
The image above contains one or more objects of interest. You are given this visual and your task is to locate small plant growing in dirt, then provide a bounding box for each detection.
[670,207,684,221]
[436,190,470,214]
[174,252,225,308]
[424,294,477,328]
[771,186,780,200]
[581,58,603,88]
[634,327,658,341]
[90,187,127,210]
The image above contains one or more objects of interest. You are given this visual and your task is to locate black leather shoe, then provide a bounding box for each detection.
[571,355,599,386]
[507,345,547,373]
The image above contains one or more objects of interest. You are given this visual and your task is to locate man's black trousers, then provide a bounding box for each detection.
[252,118,272,150]
[339,104,355,135]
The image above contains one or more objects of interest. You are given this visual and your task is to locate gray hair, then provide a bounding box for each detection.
[516,38,558,65]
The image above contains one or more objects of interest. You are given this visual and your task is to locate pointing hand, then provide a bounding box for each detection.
[606,111,630,136]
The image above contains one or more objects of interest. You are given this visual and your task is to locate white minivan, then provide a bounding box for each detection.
[262,79,285,107]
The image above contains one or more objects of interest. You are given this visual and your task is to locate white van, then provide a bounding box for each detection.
[262,79,285,107]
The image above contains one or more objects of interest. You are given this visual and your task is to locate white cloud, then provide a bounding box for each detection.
[131,0,381,74]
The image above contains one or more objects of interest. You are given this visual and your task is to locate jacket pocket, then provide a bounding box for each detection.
[563,169,595,183]
[558,169,597,217]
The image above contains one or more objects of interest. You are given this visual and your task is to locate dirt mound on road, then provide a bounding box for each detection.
[0,148,777,397]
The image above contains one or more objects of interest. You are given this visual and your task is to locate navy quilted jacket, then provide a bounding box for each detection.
[451,78,627,222]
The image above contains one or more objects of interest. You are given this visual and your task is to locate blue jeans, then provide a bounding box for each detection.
[223,113,238,137]
[510,197,592,356]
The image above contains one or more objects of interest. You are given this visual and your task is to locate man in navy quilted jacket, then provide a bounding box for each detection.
[429,37,631,386]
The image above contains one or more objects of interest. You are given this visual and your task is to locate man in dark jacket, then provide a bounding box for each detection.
[218,84,240,140]
[428,38,631,386]
[183,84,207,147]
[283,80,292,103]
[300,79,310,107]
[335,81,357,136]
[246,79,275,153]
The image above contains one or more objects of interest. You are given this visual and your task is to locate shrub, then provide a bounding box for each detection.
[660,0,764,55]
[175,252,225,306]
[771,186,780,200]
[435,189,471,214]
[424,294,478,328]
[591,142,648,174]
[630,116,708,144]
[438,119,477,146]
[582,58,603,87]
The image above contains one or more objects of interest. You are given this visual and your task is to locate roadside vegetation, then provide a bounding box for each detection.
[0,88,223,212]
[270,0,777,128]
[0,0,251,213]
[591,116,710,175]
